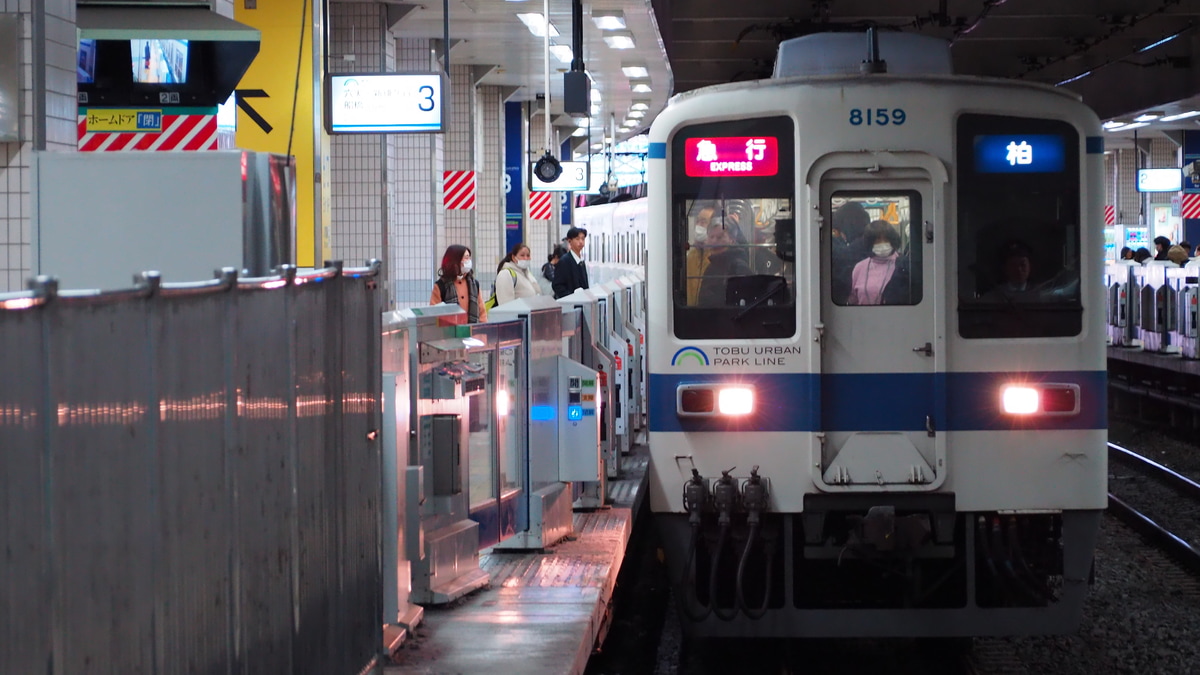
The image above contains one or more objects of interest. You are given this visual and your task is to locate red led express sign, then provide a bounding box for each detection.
[683,136,779,177]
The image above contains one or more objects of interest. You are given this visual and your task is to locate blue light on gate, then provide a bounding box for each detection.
[567,405,583,421]
[974,134,1065,173]
[531,405,555,421]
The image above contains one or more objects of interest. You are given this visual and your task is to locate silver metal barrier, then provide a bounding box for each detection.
[0,261,383,675]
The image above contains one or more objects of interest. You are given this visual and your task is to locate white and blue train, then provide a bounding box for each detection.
[586,31,1108,638]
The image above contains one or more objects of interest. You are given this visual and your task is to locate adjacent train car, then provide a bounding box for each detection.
[643,32,1106,638]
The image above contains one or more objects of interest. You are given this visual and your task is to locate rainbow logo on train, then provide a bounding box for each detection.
[671,346,709,366]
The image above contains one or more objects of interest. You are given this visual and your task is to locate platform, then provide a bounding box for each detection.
[1107,344,1200,376]
[386,445,650,675]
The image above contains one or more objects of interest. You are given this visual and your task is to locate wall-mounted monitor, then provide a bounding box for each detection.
[77,39,97,83]
[1137,168,1182,192]
[531,161,589,191]
[326,72,445,133]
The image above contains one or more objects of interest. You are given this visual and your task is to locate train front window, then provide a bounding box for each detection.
[956,114,1082,338]
[670,116,796,340]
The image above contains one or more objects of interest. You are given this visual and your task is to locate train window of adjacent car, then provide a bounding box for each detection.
[829,192,923,307]
[670,116,796,339]
[956,114,1082,339]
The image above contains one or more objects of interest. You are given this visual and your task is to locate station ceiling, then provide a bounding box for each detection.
[392,0,1200,148]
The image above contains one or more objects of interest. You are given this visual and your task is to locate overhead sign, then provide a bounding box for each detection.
[684,136,779,177]
[1136,168,1182,193]
[531,160,589,191]
[326,73,444,133]
[973,134,1065,173]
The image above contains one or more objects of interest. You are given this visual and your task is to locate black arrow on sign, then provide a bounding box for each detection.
[235,89,272,134]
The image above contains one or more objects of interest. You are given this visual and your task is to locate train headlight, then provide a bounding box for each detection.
[718,387,755,415]
[1001,386,1039,414]
[1000,383,1080,416]
[677,384,755,417]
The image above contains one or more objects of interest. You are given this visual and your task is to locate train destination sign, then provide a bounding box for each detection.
[684,136,779,177]
[326,72,444,133]
[974,134,1065,174]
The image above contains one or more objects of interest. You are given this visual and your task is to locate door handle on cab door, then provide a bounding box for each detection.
[912,342,933,356]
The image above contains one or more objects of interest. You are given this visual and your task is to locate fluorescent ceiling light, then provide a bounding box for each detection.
[1160,110,1200,122]
[1137,31,1184,53]
[549,45,573,63]
[1134,112,1163,122]
[1101,121,1127,129]
[574,117,589,126]
[630,101,649,111]
[1055,71,1091,86]
[621,65,649,78]
[1119,122,1149,130]
[590,87,601,102]
[591,142,604,150]
[571,127,588,137]
[630,82,652,93]
[603,32,635,49]
[517,13,559,37]
[590,104,601,116]
[591,10,626,31]
[627,110,645,119]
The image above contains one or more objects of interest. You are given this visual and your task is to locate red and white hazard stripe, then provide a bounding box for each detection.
[529,191,553,220]
[77,114,217,152]
[1182,193,1200,220]
[1103,204,1115,225]
[443,170,477,210]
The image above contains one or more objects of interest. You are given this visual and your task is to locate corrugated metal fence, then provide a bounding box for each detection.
[0,262,383,675]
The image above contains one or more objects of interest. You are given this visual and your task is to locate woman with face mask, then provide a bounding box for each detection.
[494,242,544,306]
[430,244,488,322]
[845,220,910,306]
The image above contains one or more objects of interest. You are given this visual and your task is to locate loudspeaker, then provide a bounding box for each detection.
[563,71,589,116]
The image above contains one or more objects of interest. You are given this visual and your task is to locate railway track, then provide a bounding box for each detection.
[1106,442,1200,576]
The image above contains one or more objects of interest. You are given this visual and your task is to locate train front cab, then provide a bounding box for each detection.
[648,96,1105,638]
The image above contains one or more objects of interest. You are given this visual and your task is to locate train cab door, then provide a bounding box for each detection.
[812,152,948,491]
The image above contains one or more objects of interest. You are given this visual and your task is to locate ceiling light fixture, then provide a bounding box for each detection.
[1160,110,1200,122]
[549,44,573,63]
[517,13,559,38]
[602,32,635,50]
[1101,120,1127,129]
[630,101,649,111]
[571,127,588,137]
[1134,112,1164,122]
[630,82,652,93]
[621,64,649,78]
[627,110,645,119]
[591,10,626,31]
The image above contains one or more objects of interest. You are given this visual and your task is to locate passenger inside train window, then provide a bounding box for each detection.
[696,219,753,306]
[684,203,717,304]
[830,201,871,303]
[846,220,912,305]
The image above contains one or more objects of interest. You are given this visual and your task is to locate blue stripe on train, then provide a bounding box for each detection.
[647,371,1107,432]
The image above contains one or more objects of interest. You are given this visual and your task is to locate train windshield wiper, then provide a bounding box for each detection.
[734,277,789,321]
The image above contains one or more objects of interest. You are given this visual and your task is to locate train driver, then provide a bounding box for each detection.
[982,240,1039,302]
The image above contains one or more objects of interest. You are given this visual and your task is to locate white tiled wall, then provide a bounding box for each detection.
[0,0,76,292]
[329,2,386,297]
[391,39,441,308]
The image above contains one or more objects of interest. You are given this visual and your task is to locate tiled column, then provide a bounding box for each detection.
[475,85,505,271]
[443,65,474,262]
[391,39,442,308]
[0,0,76,292]
[328,2,389,301]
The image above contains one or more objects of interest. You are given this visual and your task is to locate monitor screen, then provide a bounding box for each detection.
[77,39,97,84]
[973,134,1065,173]
[683,136,779,177]
[1136,168,1182,192]
[130,39,189,84]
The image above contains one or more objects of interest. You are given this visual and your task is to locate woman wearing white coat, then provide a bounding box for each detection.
[494,242,544,305]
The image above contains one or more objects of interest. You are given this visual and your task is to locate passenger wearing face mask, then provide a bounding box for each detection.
[494,242,544,305]
[430,244,488,323]
[684,205,717,304]
[845,220,911,306]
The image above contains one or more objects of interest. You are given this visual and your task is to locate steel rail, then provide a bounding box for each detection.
[1107,443,1200,576]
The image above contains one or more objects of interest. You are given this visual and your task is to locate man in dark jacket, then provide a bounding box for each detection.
[1153,236,1172,261]
[553,227,589,298]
